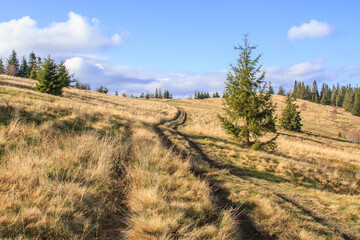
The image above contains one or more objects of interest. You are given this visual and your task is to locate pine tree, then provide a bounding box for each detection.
[115,90,118,96]
[218,34,277,150]
[311,80,320,103]
[277,86,285,96]
[155,88,159,98]
[36,56,63,96]
[267,82,274,94]
[57,61,73,87]
[320,84,331,105]
[28,52,37,71]
[280,95,302,132]
[96,86,108,94]
[0,59,4,74]
[6,49,20,76]
[292,80,298,98]
[330,85,337,106]
[343,87,354,112]
[18,56,29,78]
[352,88,360,116]
[29,67,38,80]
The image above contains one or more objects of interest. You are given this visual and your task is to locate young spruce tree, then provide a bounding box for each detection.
[218,34,277,150]
[36,56,63,96]
[280,95,302,132]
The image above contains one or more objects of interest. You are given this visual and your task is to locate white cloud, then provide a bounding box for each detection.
[65,56,356,97]
[64,56,226,97]
[287,20,335,40]
[0,12,127,57]
[266,59,337,88]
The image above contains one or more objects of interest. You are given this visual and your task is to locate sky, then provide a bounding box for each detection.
[0,0,359,98]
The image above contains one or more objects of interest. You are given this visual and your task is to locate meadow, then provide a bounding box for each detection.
[1,75,359,239]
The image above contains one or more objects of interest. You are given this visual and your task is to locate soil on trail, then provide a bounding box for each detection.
[151,108,359,240]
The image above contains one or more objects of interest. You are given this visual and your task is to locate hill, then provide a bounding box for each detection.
[1,75,359,239]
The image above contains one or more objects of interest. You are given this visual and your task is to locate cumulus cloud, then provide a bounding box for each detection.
[0,11,127,56]
[64,56,226,97]
[65,55,357,97]
[287,20,335,40]
[266,59,337,89]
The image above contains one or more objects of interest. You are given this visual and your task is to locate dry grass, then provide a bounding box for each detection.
[169,96,360,239]
[124,125,237,239]
[0,104,129,238]
[0,75,237,239]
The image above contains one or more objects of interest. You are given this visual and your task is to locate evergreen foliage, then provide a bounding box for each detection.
[29,67,38,80]
[57,61,74,87]
[268,81,274,94]
[18,56,29,78]
[74,80,91,90]
[28,51,37,76]
[96,86,109,94]
[6,50,20,76]
[343,87,354,112]
[194,91,211,99]
[352,88,360,116]
[35,56,63,96]
[277,86,285,96]
[218,34,277,150]
[212,92,220,98]
[287,80,360,117]
[311,80,320,103]
[0,59,4,74]
[280,95,302,132]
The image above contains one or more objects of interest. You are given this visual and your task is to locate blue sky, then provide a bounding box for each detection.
[0,0,359,97]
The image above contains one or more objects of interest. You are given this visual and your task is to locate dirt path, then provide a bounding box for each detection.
[152,108,359,240]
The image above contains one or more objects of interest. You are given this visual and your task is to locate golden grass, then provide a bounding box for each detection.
[0,75,237,239]
[124,125,237,239]
[0,109,128,238]
[169,96,360,239]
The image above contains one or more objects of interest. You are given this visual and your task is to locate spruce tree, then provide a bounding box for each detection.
[352,89,360,116]
[0,59,4,74]
[35,56,63,96]
[57,61,73,87]
[311,80,320,103]
[320,84,331,105]
[268,81,274,94]
[277,86,285,96]
[6,50,20,76]
[292,80,298,98]
[18,56,29,78]
[29,67,38,80]
[218,34,277,150]
[343,87,354,112]
[280,95,302,132]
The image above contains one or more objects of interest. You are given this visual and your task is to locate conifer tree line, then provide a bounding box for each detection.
[194,90,220,99]
[289,80,360,116]
[114,88,173,99]
[0,49,75,96]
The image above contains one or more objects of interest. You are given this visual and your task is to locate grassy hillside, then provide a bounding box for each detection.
[1,74,359,239]
[0,75,236,239]
[168,96,360,239]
